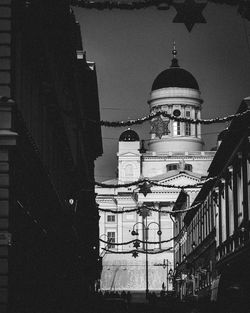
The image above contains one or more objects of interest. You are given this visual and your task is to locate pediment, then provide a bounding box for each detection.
[119,152,140,157]
[151,171,202,189]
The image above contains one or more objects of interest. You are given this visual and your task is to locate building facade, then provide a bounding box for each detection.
[96,49,215,292]
[0,1,102,312]
[173,98,250,312]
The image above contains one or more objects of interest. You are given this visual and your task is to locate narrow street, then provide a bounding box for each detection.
[87,293,215,313]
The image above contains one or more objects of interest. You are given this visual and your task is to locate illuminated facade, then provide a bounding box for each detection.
[96,48,215,292]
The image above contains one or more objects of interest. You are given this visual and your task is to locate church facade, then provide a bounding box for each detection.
[96,48,216,292]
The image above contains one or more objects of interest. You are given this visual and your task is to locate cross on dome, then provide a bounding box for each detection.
[172,40,177,59]
[170,41,179,68]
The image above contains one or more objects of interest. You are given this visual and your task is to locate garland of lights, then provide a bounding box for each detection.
[100,236,176,245]
[95,176,216,189]
[17,200,48,236]
[94,110,250,127]
[102,247,173,254]
[71,0,249,11]
[98,200,202,214]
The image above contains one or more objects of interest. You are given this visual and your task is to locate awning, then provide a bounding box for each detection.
[211,275,221,302]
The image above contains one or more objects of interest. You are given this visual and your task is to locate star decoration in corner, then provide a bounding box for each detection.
[173,0,207,32]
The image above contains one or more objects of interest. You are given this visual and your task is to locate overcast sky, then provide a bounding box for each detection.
[74,4,250,181]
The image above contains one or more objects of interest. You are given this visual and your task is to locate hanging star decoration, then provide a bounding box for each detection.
[132,250,139,258]
[138,181,152,197]
[150,116,170,139]
[137,205,152,218]
[133,239,140,249]
[173,0,207,32]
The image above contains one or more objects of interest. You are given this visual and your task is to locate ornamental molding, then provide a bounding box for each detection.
[142,154,215,161]
[148,87,202,104]
[118,152,140,157]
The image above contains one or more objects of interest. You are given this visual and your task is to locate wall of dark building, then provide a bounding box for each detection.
[0,1,103,312]
[172,98,250,312]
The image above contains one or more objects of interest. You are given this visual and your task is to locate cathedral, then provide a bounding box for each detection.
[96,47,216,292]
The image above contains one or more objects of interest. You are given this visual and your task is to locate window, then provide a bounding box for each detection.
[107,232,116,248]
[173,121,181,135]
[195,111,198,137]
[185,122,191,136]
[185,164,193,171]
[167,163,178,171]
[173,109,181,117]
[107,215,115,222]
[186,111,191,118]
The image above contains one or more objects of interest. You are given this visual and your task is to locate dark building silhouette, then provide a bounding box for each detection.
[0,0,102,312]
[172,98,250,312]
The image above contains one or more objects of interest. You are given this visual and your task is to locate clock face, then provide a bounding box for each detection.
[173,109,181,117]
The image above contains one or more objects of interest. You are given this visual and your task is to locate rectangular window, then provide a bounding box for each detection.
[173,121,181,135]
[195,112,198,137]
[107,215,115,222]
[185,122,191,136]
[107,232,116,248]
[186,111,191,118]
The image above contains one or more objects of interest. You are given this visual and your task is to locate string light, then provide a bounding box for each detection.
[71,0,172,10]
[98,200,202,214]
[94,176,216,189]
[71,0,250,17]
[17,201,48,236]
[100,236,176,245]
[89,109,250,127]
[102,247,173,254]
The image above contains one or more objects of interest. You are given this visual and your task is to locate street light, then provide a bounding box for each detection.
[163,259,173,293]
[131,218,162,299]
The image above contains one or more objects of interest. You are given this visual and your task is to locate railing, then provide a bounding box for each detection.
[216,226,250,261]
[144,151,216,157]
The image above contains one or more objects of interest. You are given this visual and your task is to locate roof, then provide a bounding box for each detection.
[151,58,199,91]
[150,170,202,182]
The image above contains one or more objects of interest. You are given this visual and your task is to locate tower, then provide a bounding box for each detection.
[148,44,203,153]
[117,128,141,183]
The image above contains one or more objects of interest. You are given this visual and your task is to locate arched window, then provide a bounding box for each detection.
[125,164,133,178]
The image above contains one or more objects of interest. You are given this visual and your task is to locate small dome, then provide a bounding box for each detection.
[151,58,199,91]
[119,129,139,142]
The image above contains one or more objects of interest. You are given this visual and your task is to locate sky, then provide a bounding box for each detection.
[73,4,250,182]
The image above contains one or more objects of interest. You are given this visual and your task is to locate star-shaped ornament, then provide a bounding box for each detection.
[173,0,207,32]
[138,181,152,197]
[137,205,152,218]
[133,240,140,249]
[132,251,139,258]
[150,116,170,139]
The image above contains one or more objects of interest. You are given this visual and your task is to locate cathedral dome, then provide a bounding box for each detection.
[119,129,139,142]
[151,50,199,91]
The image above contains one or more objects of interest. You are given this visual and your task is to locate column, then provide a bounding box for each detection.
[228,167,234,236]
[117,206,123,251]
[220,180,226,243]
[156,202,161,249]
[237,153,243,226]
[242,141,249,222]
